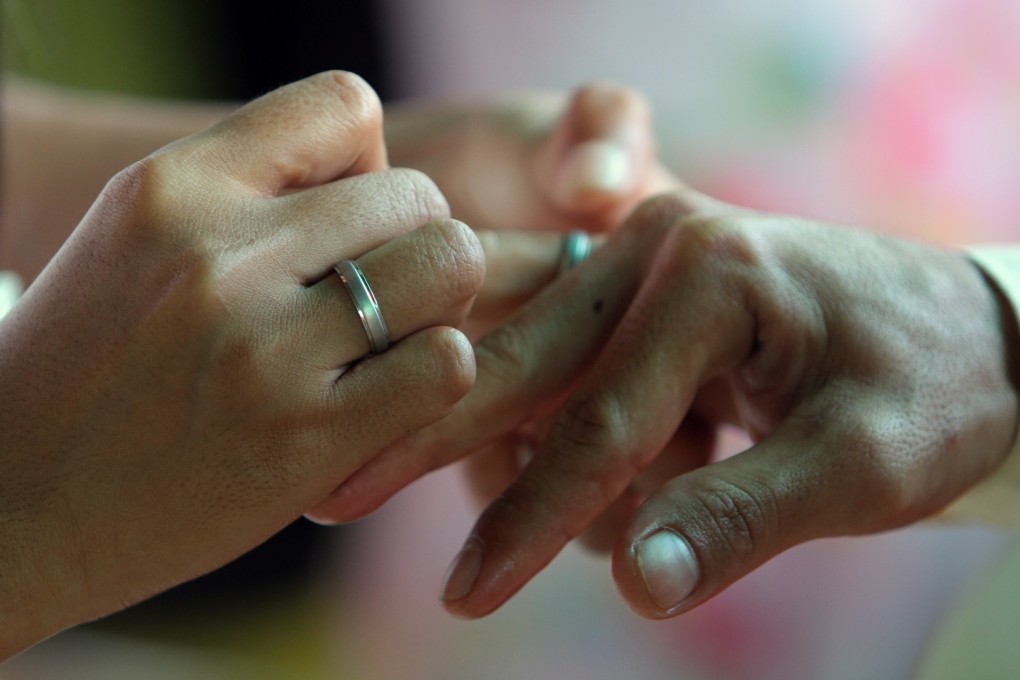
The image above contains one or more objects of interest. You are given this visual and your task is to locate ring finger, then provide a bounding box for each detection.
[296,218,484,369]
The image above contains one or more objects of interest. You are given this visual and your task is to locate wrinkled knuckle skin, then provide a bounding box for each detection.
[389,167,452,224]
[312,70,382,127]
[556,390,631,457]
[689,475,774,567]
[475,322,536,386]
[427,219,486,305]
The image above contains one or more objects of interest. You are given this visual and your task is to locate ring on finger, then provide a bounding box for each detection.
[558,230,593,275]
[335,259,392,355]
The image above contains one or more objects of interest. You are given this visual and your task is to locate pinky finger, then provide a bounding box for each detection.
[303,327,476,513]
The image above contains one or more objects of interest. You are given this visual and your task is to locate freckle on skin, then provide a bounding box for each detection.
[593,300,604,314]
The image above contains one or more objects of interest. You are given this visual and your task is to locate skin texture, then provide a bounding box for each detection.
[1,78,671,325]
[330,187,1020,621]
[383,84,679,337]
[0,75,668,656]
[306,82,676,521]
[0,72,485,657]
[0,76,235,283]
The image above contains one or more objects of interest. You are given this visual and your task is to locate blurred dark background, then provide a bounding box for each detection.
[3,0,394,101]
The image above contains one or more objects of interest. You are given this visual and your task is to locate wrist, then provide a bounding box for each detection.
[939,247,1020,525]
[0,508,87,660]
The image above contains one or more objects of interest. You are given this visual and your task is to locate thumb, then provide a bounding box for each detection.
[612,413,865,618]
[536,83,653,220]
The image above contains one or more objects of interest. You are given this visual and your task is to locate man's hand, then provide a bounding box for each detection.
[322,187,1019,619]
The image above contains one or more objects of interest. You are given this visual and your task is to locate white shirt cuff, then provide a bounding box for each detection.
[0,271,24,320]
[940,246,1020,526]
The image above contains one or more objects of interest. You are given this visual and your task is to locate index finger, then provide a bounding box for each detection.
[170,71,387,195]
[440,205,758,618]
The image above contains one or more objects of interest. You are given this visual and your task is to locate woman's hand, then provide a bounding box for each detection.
[387,83,677,234]
[383,83,679,338]
[323,186,1019,619]
[0,71,482,656]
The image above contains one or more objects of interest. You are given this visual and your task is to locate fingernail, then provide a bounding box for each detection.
[440,538,484,602]
[560,139,632,196]
[303,512,340,527]
[635,529,699,611]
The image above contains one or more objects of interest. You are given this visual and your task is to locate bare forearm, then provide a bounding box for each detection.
[0,76,234,282]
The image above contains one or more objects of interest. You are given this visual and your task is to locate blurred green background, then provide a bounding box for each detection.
[2,0,391,100]
[3,0,221,97]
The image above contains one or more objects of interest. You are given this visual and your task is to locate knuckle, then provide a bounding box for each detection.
[671,215,757,268]
[102,157,174,216]
[387,167,451,222]
[623,190,738,250]
[313,70,382,126]
[689,474,775,565]
[475,321,536,386]
[840,406,920,521]
[555,389,633,458]
[625,193,691,236]
[424,219,486,304]
[97,156,198,250]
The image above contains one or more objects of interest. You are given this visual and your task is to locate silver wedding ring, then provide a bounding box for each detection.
[335,259,392,355]
[558,230,593,275]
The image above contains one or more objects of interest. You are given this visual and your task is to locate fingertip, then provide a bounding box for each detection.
[626,527,702,618]
[304,483,388,525]
[553,139,636,210]
[539,82,653,215]
[302,508,344,526]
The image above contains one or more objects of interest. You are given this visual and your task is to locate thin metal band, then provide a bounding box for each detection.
[335,259,392,355]
[558,230,593,274]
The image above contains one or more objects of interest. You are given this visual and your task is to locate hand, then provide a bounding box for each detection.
[301,83,680,524]
[385,82,678,340]
[0,76,235,282]
[0,72,482,656]
[302,83,679,524]
[325,186,1019,619]
[386,81,677,231]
